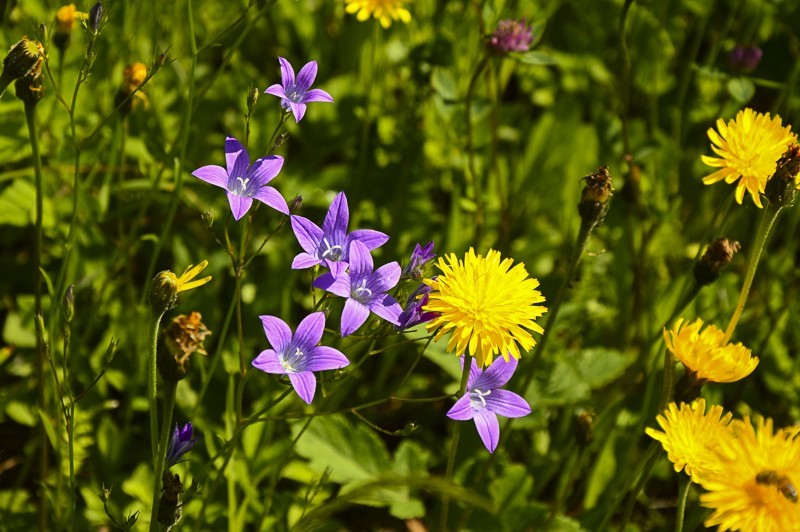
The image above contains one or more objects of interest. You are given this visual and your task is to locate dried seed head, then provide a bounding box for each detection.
[694,238,741,286]
[578,166,613,225]
[159,312,211,382]
[2,38,44,82]
[765,145,800,208]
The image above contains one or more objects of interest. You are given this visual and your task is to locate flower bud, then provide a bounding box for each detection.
[1,38,44,86]
[103,337,119,368]
[99,483,112,503]
[63,285,75,323]
[246,85,259,113]
[34,312,47,346]
[14,69,44,106]
[693,238,741,287]
[764,145,800,208]
[578,166,613,226]
[273,132,289,150]
[201,210,214,227]
[88,2,103,34]
[150,271,179,314]
[288,195,303,214]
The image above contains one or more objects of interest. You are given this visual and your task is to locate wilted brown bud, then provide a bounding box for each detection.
[765,145,800,208]
[158,312,211,382]
[576,410,595,446]
[578,166,613,225]
[157,471,183,527]
[288,195,303,214]
[693,238,741,286]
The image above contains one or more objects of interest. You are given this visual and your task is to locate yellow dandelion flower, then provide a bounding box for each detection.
[423,248,547,367]
[55,4,78,32]
[645,399,735,483]
[701,108,797,208]
[123,62,148,91]
[345,0,411,29]
[664,318,758,383]
[701,417,800,531]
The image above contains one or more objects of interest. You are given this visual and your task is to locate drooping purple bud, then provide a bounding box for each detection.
[487,19,534,54]
[729,46,762,74]
[164,422,199,469]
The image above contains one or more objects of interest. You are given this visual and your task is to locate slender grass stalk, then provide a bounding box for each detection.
[149,380,177,532]
[148,310,166,465]
[675,475,691,532]
[464,56,490,245]
[353,21,381,199]
[723,203,782,343]
[440,354,472,531]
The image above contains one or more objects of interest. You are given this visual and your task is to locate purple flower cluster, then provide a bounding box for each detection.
[488,19,534,54]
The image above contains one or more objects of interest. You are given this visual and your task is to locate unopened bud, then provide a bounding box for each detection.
[578,166,613,225]
[398,421,419,436]
[150,271,179,314]
[201,210,213,227]
[764,145,800,208]
[273,132,289,150]
[34,313,47,346]
[1,38,44,89]
[88,2,103,34]
[38,24,48,43]
[155,50,168,69]
[14,69,44,106]
[288,195,303,214]
[99,483,112,503]
[693,238,741,286]
[63,285,75,323]
[104,337,119,367]
[246,85,259,113]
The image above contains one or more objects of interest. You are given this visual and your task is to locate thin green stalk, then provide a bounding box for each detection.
[723,203,781,343]
[676,475,691,532]
[353,21,381,198]
[264,111,289,155]
[148,310,166,465]
[149,380,177,532]
[440,354,472,531]
[464,55,490,244]
[67,403,76,529]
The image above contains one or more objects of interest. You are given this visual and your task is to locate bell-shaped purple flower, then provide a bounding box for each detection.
[402,241,435,279]
[165,422,199,469]
[192,137,288,221]
[291,192,388,278]
[264,57,334,123]
[252,312,349,404]
[395,283,438,331]
[447,357,531,453]
[313,240,403,337]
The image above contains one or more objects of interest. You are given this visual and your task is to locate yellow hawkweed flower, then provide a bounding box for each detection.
[123,62,148,91]
[645,399,735,483]
[700,417,800,531]
[423,248,547,367]
[56,4,78,32]
[701,108,797,207]
[150,261,212,314]
[169,261,212,293]
[664,318,758,383]
[345,0,411,29]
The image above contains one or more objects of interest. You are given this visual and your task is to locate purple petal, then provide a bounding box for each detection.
[313,272,351,298]
[323,192,349,240]
[294,312,326,349]
[348,229,389,252]
[289,102,307,122]
[294,60,318,93]
[277,57,295,88]
[473,410,500,453]
[341,298,370,337]
[251,349,287,374]
[289,371,316,404]
[225,137,250,178]
[302,88,334,103]
[347,240,373,280]
[446,395,475,421]
[259,315,293,352]
[264,84,287,98]
[292,253,322,270]
[474,356,518,391]
[485,389,531,419]
[249,155,284,186]
[368,295,402,325]
[253,186,289,215]
[467,357,480,389]
[291,215,324,255]
[371,262,401,293]
[227,193,253,221]
[325,259,347,279]
[306,346,350,372]
[192,165,228,188]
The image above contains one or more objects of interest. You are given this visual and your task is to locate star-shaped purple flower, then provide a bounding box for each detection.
[291,191,389,278]
[252,312,349,404]
[395,283,438,331]
[447,357,531,453]
[192,137,289,221]
[264,57,334,123]
[165,422,199,469]
[313,240,403,337]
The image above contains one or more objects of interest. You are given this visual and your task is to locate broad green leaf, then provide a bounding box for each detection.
[727,77,756,103]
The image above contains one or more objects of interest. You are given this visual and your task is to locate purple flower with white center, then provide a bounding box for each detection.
[191,137,288,221]
[487,19,534,54]
[165,422,199,469]
[291,192,389,278]
[395,283,438,331]
[402,241,435,279]
[313,240,403,337]
[447,356,531,453]
[264,57,334,123]
[252,312,349,404]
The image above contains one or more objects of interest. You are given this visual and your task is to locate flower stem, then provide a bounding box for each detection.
[723,203,782,343]
[441,354,473,531]
[149,380,177,532]
[465,55,490,245]
[675,475,691,532]
[264,111,289,155]
[148,310,166,465]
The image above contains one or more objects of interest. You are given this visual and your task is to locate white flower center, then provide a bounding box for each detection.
[469,388,491,409]
[236,177,250,195]
[352,279,372,301]
[280,347,304,373]
[320,237,343,260]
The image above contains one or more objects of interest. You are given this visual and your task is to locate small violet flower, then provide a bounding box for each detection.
[447,357,531,453]
[395,283,438,331]
[488,19,534,54]
[291,191,388,278]
[729,45,763,73]
[313,240,403,337]
[402,241,435,279]
[264,57,333,123]
[165,422,199,468]
[252,312,349,404]
[192,137,288,221]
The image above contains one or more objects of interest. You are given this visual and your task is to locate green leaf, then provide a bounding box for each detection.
[7,401,36,426]
[727,77,755,103]
[583,431,617,508]
[514,51,557,65]
[431,68,458,101]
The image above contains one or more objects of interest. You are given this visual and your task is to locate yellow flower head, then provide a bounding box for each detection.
[645,399,735,483]
[150,261,212,314]
[701,417,800,531]
[702,108,797,207]
[345,0,411,29]
[169,261,212,293]
[423,248,547,367]
[56,4,78,32]
[123,62,148,91]
[664,318,758,383]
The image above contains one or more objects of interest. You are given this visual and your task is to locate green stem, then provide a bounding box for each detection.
[464,56,490,244]
[675,475,691,532]
[264,112,289,155]
[723,203,781,343]
[440,354,472,531]
[149,380,177,532]
[148,310,166,465]
[353,21,381,199]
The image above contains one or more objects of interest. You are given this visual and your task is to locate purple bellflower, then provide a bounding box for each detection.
[447,357,531,453]
[395,283,438,331]
[264,57,334,123]
[291,192,389,278]
[313,240,403,337]
[165,422,199,469]
[192,137,288,221]
[252,312,349,404]
[402,241,435,279]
